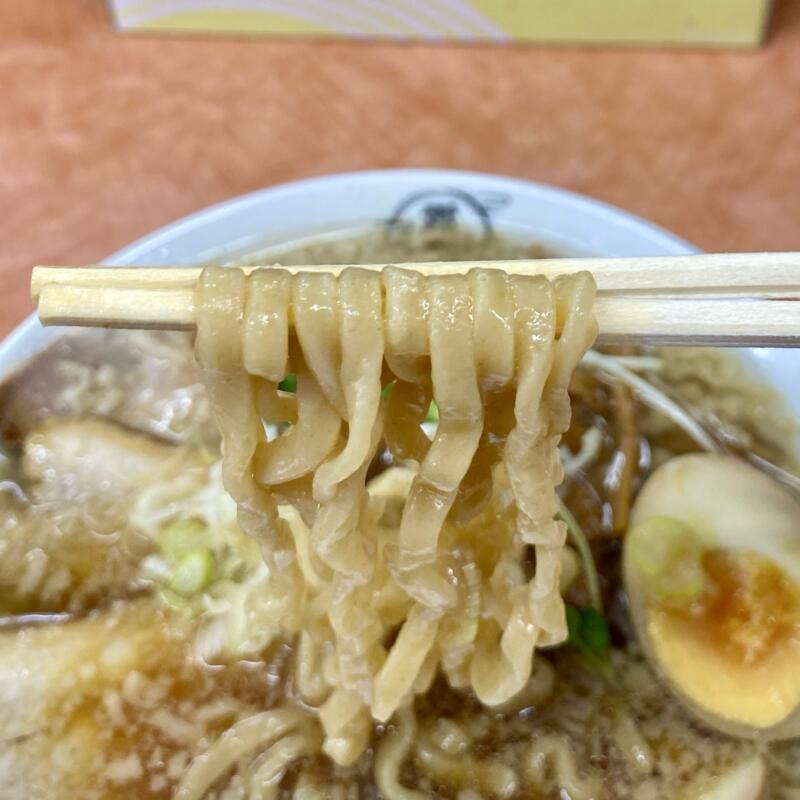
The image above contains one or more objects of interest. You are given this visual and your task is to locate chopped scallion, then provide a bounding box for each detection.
[278,374,297,393]
[169,548,215,596]
[425,401,439,423]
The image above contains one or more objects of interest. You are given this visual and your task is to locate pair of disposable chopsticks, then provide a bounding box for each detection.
[30,253,800,347]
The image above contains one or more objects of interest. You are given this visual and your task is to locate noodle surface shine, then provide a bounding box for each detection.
[183,266,597,794]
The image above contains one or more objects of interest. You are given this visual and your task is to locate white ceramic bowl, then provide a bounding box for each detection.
[2,169,798,443]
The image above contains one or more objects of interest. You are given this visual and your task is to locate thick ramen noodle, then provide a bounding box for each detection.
[181,266,597,796]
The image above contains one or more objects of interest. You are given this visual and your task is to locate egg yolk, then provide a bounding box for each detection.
[666,549,800,668]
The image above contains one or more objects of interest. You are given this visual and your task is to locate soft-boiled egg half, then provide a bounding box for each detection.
[623,453,800,740]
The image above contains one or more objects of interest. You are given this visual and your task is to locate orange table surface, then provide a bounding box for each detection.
[2,1,800,340]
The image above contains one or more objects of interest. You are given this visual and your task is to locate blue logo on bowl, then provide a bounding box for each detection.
[385,188,511,238]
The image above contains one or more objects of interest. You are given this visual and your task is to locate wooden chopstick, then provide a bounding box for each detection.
[30,253,800,298]
[30,253,800,348]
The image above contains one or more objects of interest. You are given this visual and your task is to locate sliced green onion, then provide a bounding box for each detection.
[381,381,396,400]
[567,604,610,657]
[278,374,297,393]
[169,548,215,596]
[566,603,614,679]
[580,607,610,655]
[627,515,705,605]
[425,401,439,423]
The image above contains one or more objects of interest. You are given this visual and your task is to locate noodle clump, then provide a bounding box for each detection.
[185,265,596,794]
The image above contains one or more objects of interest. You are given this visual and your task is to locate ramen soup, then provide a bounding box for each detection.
[1,228,799,800]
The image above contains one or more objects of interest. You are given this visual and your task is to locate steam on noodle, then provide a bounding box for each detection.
[181,265,597,797]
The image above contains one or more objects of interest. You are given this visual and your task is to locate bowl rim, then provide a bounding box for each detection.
[102,167,700,263]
